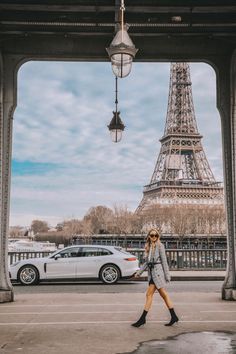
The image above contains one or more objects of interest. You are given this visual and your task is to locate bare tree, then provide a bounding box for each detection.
[31,220,49,234]
[31,200,226,244]
[109,204,133,234]
[130,212,145,234]
[9,225,25,238]
[83,205,113,234]
[139,202,226,237]
[62,219,84,236]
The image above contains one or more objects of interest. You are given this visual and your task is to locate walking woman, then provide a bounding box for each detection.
[132,228,179,327]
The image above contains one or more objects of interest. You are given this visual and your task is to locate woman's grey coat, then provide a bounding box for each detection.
[137,242,171,289]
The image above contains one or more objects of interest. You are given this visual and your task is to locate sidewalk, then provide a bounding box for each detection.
[0,290,235,354]
[136,270,226,281]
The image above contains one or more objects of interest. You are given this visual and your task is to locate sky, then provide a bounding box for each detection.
[10,61,223,227]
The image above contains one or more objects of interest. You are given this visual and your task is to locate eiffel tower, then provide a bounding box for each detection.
[137,62,224,212]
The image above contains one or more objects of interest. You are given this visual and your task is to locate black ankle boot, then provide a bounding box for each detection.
[131,310,148,327]
[165,308,179,326]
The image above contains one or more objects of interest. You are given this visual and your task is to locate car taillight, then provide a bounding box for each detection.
[124,257,137,261]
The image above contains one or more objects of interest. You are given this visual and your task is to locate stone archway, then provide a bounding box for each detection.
[0,1,236,302]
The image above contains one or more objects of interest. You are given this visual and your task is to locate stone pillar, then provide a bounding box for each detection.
[0,53,18,302]
[217,54,236,300]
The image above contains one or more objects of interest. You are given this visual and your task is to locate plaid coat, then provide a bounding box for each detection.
[137,242,171,289]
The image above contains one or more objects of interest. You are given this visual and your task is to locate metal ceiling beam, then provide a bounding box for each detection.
[0,4,235,12]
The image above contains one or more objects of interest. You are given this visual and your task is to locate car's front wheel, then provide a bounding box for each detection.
[99,264,120,284]
[18,265,39,285]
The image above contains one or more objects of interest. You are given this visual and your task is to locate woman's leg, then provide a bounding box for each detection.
[131,284,156,327]
[157,287,179,326]
[144,284,157,311]
[157,287,173,309]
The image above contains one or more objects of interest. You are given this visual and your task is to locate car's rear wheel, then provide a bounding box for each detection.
[18,265,39,285]
[100,264,120,284]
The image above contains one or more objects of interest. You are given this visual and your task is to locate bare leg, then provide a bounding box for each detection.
[158,287,179,326]
[144,284,157,311]
[157,287,173,309]
[131,284,157,327]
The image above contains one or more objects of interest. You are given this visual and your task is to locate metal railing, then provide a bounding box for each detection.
[143,180,223,191]
[8,249,227,270]
[8,251,53,265]
[74,236,227,250]
[130,249,227,270]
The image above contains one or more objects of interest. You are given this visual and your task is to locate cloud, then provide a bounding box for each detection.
[10,62,223,226]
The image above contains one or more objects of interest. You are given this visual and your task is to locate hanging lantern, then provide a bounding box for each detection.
[107,77,125,143]
[108,110,125,143]
[106,1,138,78]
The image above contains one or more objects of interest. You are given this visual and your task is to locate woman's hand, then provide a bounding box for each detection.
[134,272,140,278]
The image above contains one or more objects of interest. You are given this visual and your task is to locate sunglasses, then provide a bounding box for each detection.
[149,234,158,238]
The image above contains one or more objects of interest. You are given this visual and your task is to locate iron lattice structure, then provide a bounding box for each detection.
[137,62,224,212]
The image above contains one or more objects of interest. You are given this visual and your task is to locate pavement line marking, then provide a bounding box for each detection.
[201,311,236,313]
[0,320,236,325]
[1,310,234,315]
[0,303,231,307]
[0,311,137,315]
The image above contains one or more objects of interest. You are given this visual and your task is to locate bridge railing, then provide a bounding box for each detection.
[77,237,227,250]
[8,251,53,265]
[8,249,227,270]
[130,249,227,270]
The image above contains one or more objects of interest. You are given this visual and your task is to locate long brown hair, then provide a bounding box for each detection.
[145,228,161,255]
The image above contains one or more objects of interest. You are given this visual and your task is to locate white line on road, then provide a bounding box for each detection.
[201,311,236,313]
[0,311,137,315]
[1,310,235,315]
[0,303,231,308]
[0,320,236,325]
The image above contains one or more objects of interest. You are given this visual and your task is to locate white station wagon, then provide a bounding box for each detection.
[9,245,140,285]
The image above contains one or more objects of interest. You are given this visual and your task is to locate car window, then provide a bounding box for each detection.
[57,247,81,258]
[79,247,112,257]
